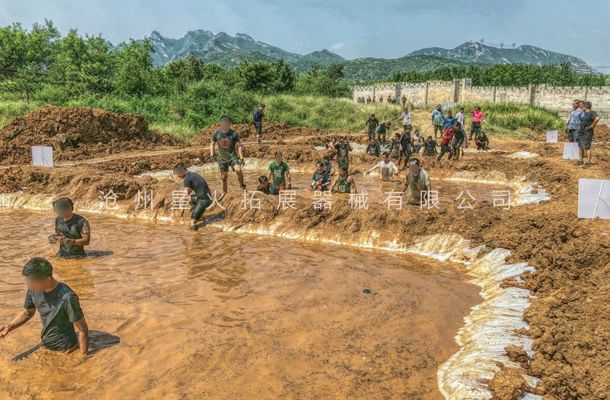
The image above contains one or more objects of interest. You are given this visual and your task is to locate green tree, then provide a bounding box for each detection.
[113,39,156,97]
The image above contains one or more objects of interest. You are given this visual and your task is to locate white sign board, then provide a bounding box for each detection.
[562,142,580,160]
[441,102,456,111]
[546,130,558,143]
[32,146,54,167]
[578,179,610,219]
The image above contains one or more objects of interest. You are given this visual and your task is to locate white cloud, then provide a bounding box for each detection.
[329,42,346,51]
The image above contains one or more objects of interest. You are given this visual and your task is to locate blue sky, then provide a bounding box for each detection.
[1,0,609,69]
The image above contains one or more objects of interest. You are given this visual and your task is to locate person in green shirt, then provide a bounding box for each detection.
[331,168,357,194]
[267,151,291,190]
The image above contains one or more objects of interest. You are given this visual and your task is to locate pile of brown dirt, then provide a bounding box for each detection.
[594,123,610,142]
[0,106,178,165]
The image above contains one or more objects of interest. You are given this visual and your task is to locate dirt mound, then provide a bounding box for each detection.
[0,106,177,165]
[189,122,353,146]
[594,123,610,142]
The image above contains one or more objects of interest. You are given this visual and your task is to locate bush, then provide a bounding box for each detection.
[184,80,256,128]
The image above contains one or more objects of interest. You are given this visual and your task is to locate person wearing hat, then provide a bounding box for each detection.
[0,258,89,359]
[48,197,90,258]
[311,161,330,191]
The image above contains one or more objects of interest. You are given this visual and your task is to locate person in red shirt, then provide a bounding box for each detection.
[470,107,485,139]
[437,127,455,161]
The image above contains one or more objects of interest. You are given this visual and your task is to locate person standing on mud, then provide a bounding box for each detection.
[402,158,432,205]
[451,122,467,161]
[398,125,412,168]
[577,101,600,168]
[173,164,212,230]
[470,107,485,139]
[331,168,357,194]
[401,107,411,130]
[366,114,379,141]
[567,100,584,143]
[431,105,444,139]
[268,151,291,191]
[0,258,89,360]
[48,198,90,258]
[334,137,352,171]
[376,122,390,144]
[253,104,265,144]
[211,116,246,194]
[437,127,455,161]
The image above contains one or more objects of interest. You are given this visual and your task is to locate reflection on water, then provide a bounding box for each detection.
[0,211,480,400]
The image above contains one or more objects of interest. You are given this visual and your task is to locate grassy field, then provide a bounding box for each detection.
[0,96,565,141]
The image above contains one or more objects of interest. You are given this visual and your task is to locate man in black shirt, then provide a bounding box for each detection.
[0,258,89,360]
[48,197,90,258]
[253,104,265,143]
[578,101,600,167]
[173,164,212,230]
[211,116,246,194]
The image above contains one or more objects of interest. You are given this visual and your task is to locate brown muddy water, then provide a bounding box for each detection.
[0,210,480,400]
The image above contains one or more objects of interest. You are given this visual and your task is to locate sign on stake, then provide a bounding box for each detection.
[578,179,610,219]
[32,146,54,167]
[562,142,580,160]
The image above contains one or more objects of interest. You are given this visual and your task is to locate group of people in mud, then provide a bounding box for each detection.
[364,105,490,166]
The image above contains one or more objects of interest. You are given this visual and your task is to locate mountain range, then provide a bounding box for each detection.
[147,30,598,82]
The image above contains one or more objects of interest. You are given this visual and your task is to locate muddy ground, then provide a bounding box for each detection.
[1,107,609,399]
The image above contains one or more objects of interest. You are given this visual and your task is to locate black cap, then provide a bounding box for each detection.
[22,257,53,279]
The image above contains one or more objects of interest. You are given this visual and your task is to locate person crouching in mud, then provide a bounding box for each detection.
[48,197,90,258]
[402,158,432,205]
[173,164,212,231]
[257,176,279,195]
[311,161,330,191]
[0,258,89,360]
[210,116,246,196]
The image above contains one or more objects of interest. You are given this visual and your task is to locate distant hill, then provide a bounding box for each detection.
[410,42,596,74]
[147,30,598,82]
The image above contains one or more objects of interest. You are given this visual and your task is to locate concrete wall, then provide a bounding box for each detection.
[353,79,610,121]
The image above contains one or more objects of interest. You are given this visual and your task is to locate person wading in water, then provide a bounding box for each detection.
[0,258,89,361]
[48,197,90,259]
[331,167,357,194]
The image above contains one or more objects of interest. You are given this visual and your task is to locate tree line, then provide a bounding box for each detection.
[387,63,608,87]
[0,22,351,104]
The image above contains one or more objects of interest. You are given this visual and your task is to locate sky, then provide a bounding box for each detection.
[1,0,609,69]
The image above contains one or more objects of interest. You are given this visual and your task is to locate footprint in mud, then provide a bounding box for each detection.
[11,330,120,362]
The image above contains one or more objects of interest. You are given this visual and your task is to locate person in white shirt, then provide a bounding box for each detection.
[455,107,465,128]
[366,152,399,181]
[401,107,411,130]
